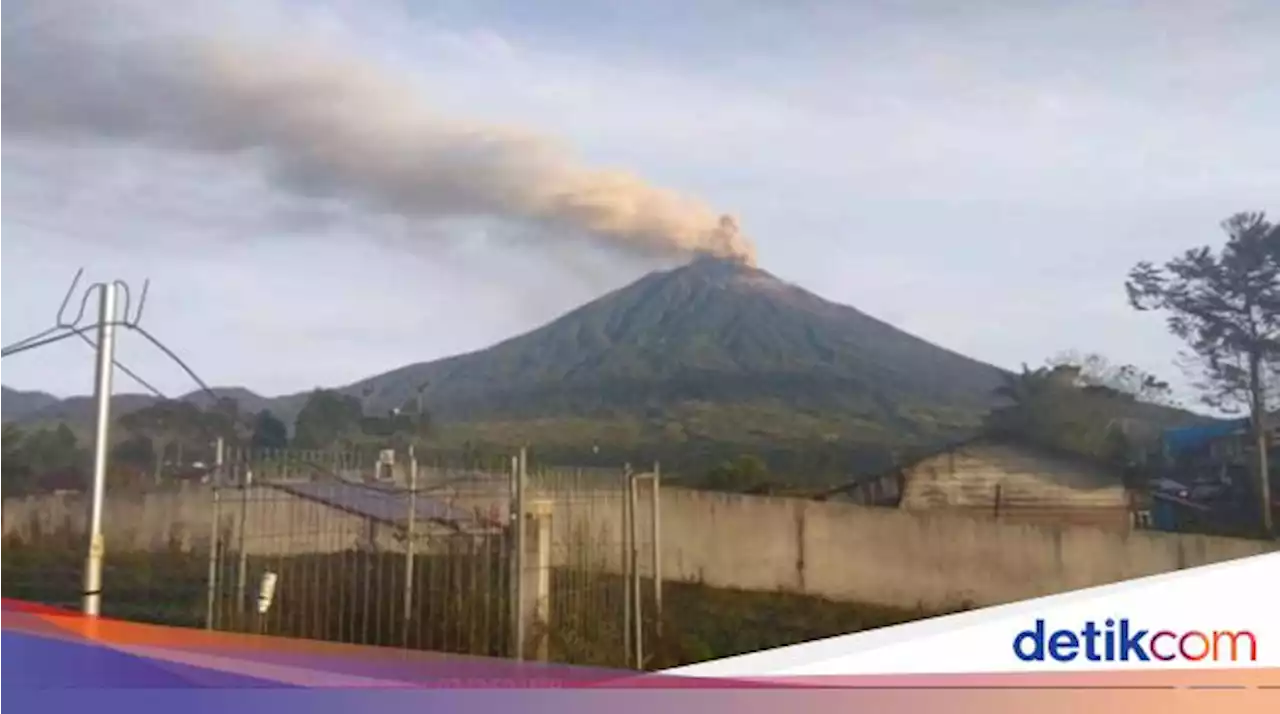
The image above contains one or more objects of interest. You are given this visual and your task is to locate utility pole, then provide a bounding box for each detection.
[83,283,119,616]
[1,270,181,618]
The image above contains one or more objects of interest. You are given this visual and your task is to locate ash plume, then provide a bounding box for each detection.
[1,2,757,266]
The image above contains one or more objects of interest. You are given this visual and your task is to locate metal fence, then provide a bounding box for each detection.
[1,444,662,669]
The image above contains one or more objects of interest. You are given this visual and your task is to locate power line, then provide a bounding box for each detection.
[1,323,120,358]
[2,323,169,399]
[73,331,167,399]
[124,324,219,404]
[0,270,200,400]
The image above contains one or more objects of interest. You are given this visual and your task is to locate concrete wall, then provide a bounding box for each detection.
[912,504,1136,531]
[5,483,1274,611]
[1,482,462,556]
[537,486,1272,611]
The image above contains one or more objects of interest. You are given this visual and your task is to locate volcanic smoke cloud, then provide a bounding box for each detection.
[1,2,756,265]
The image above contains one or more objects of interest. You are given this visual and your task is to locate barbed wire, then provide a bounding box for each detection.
[124,323,216,403]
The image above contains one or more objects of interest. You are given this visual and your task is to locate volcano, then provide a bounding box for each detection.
[4,258,1013,474]
[324,256,1009,440]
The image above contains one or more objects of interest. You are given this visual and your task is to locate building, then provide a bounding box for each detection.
[895,438,1135,530]
[1152,414,1280,537]
[816,469,904,507]
[817,437,1138,530]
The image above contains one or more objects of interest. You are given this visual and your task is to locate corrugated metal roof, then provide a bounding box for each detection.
[272,480,494,530]
[1162,420,1247,455]
[900,441,1130,510]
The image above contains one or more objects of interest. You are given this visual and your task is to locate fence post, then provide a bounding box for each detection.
[511,448,528,660]
[508,455,518,657]
[651,461,662,640]
[205,438,224,630]
[629,469,642,669]
[236,464,253,616]
[403,444,418,647]
[621,462,632,665]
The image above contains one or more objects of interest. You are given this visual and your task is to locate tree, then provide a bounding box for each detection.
[112,434,156,470]
[701,454,771,493]
[358,382,433,452]
[250,410,290,450]
[985,363,1145,465]
[988,364,1082,449]
[119,400,207,484]
[1046,350,1176,406]
[391,384,433,444]
[293,389,364,450]
[202,396,251,446]
[27,423,82,474]
[1126,211,1280,533]
[2,424,34,497]
[3,424,88,495]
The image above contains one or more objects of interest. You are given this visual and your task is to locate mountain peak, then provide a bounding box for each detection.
[341,252,1009,430]
[685,252,755,272]
[675,253,782,290]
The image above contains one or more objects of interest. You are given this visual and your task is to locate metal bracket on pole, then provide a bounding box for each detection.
[2,269,150,361]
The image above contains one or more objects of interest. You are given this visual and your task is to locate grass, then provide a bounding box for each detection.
[658,581,947,666]
[2,534,950,669]
[2,536,210,626]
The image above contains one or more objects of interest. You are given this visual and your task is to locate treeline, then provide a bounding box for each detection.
[1,388,432,497]
[677,352,1185,496]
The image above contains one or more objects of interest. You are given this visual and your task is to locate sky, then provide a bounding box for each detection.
[2,0,1278,406]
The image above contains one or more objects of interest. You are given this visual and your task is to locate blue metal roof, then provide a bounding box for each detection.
[1161,419,1247,456]
[272,480,487,530]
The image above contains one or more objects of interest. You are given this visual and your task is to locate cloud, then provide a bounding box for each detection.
[2,0,755,264]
